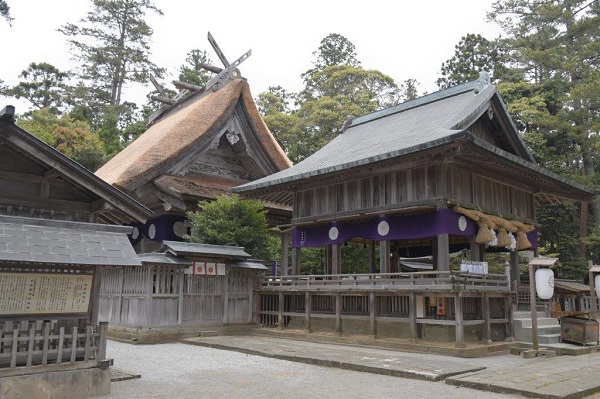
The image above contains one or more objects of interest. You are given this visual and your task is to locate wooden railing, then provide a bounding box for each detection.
[0,321,108,369]
[259,271,510,293]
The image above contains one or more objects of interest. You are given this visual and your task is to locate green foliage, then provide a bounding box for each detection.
[60,0,165,108]
[16,108,106,171]
[178,49,213,88]
[437,33,510,89]
[0,0,12,25]
[186,195,276,262]
[8,62,70,115]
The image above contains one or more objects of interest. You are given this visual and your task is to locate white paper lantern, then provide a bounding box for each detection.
[595,274,600,300]
[535,268,554,300]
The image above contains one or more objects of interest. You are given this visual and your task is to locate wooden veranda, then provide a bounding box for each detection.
[257,270,512,346]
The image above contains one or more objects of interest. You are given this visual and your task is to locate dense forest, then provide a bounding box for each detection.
[0,0,599,278]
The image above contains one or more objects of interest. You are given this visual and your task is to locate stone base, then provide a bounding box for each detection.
[0,365,110,399]
[108,322,256,344]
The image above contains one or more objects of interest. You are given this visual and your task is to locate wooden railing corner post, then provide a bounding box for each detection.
[98,321,108,361]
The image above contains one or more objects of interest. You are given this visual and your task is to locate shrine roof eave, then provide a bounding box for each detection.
[233,130,596,203]
[159,240,251,260]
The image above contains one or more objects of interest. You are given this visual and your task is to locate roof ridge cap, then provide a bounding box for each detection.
[351,80,478,128]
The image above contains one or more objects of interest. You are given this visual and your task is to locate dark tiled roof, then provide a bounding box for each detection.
[160,240,250,259]
[0,216,140,266]
[232,81,535,194]
[137,252,192,266]
[230,260,267,270]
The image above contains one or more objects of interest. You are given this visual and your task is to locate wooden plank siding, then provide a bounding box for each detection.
[100,267,256,327]
[293,162,534,221]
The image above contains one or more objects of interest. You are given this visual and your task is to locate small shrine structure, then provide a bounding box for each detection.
[232,74,596,346]
[0,106,152,398]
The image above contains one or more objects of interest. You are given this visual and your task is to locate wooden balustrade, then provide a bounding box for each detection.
[0,321,108,369]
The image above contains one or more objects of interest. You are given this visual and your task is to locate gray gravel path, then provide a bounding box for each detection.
[100,340,522,399]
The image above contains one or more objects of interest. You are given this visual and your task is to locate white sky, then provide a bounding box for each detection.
[0,0,503,115]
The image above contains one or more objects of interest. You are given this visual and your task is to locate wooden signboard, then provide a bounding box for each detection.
[0,272,93,315]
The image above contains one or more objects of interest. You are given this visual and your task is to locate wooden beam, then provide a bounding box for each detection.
[0,194,91,213]
[150,95,176,105]
[305,291,312,333]
[433,234,450,272]
[281,232,289,276]
[369,292,376,337]
[379,240,390,273]
[335,292,342,336]
[90,199,113,213]
[173,80,203,92]
[454,294,466,348]
[482,294,492,344]
[409,293,418,340]
[331,243,341,275]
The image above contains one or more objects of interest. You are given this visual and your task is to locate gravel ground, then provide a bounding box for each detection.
[100,340,523,399]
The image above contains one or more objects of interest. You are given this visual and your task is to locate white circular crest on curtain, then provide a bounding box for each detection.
[148,224,156,239]
[377,221,390,236]
[173,221,185,237]
[458,216,467,231]
[328,226,339,241]
[131,227,139,240]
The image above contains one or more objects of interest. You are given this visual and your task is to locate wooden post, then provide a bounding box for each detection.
[332,243,341,275]
[335,292,342,336]
[305,291,312,333]
[223,272,229,324]
[409,293,418,340]
[454,294,465,348]
[146,266,154,327]
[369,292,376,337]
[178,269,184,325]
[278,291,284,330]
[433,234,450,272]
[482,294,492,344]
[470,236,483,262]
[91,266,103,326]
[368,242,376,274]
[281,231,289,276]
[379,240,390,274]
[117,268,125,323]
[248,273,254,323]
[98,322,108,361]
[529,263,539,350]
[588,260,598,316]
[292,247,301,275]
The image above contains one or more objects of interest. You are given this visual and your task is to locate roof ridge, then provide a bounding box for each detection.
[351,80,478,128]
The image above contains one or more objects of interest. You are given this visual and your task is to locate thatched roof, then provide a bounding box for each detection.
[96,79,291,193]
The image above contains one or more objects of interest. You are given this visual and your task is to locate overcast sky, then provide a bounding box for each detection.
[0,0,503,114]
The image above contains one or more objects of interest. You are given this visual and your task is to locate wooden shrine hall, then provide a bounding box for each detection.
[233,73,596,346]
[95,33,292,254]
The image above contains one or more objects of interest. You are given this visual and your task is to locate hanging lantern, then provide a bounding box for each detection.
[535,268,554,300]
[595,274,600,300]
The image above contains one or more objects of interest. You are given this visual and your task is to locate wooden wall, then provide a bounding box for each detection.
[293,161,535,221]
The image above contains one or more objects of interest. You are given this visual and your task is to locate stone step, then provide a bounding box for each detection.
[513,311,546,319]
[514,325,562,343]
[515,318,560,328]
[539,333,562,345]
[198,330,219,337]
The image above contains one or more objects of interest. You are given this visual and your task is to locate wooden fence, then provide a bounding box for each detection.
[100,266,255,327]
[0,320,107,369]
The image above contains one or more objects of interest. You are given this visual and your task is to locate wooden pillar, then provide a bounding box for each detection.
[91,266,103,326]
[482,294,492,344]
[292,247,301,275]
[281,231,289,276]
[178,270,184,325]
[247,272,254,323]
[433,234,450,272]
[222,273,229,324]
[278,291,284,330]
[305,291,312,333]
[470,236,484,262]
[589,260,598,315]
[331,243,341,275]
[379,240,390,274]
[369,292,376,337]
[454,294,465,348]
[117,268,125,324]
[529,263,539,350]
[368,242,376,274]
[145,266,154,327]
[335,292,342,336]
[409,293,418,340]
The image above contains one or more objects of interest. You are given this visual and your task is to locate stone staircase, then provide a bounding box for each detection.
[512,310,600,355]
[513,310,561,345]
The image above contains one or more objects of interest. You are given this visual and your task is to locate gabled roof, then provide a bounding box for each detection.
[159,240,251,259]
[0,215,140,266]
[96,79,291,193]
[0,107,153,224]
[232,79,592,203]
